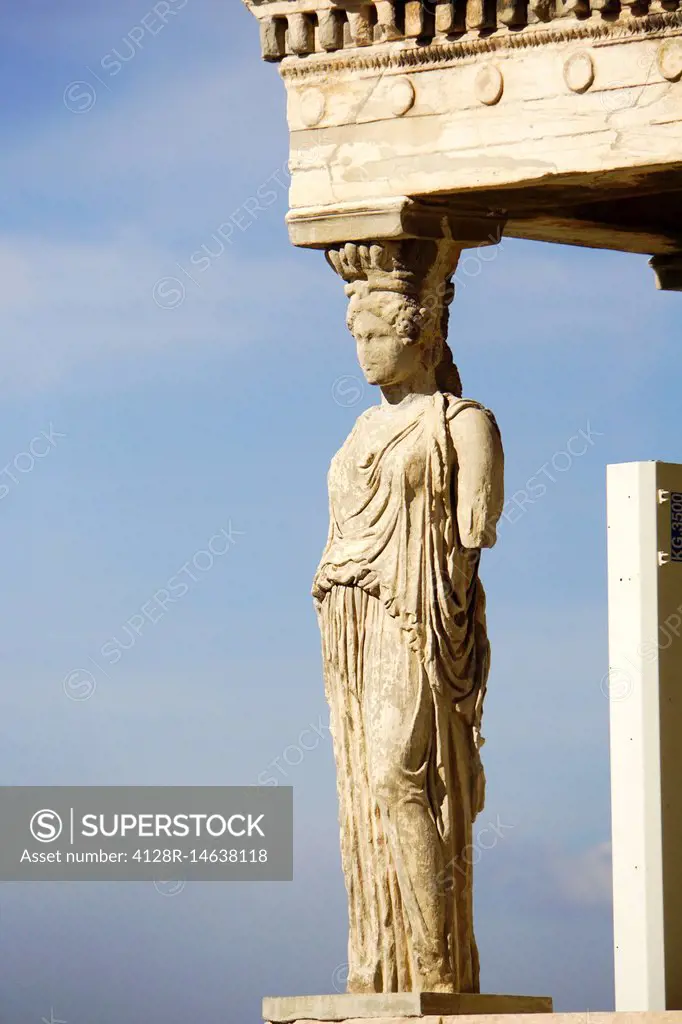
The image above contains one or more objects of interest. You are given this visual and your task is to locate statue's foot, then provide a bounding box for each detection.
[413,962,456,993]
[420,977,456,993]
[346,965,382,994]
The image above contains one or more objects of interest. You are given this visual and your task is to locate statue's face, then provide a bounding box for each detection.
[350,299,424,387]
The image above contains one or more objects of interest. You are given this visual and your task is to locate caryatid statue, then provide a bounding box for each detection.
[312,238,504,995]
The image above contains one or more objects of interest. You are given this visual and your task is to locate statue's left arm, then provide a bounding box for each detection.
[449,406,504,550]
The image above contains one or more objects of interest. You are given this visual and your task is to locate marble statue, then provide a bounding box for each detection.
[312,239,505,996]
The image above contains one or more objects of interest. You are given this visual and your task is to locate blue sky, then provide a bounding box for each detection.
[1,2,681,1022]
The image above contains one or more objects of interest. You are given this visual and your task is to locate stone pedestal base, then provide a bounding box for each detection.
[264,1006,682,1024]
[263,994,553,1022]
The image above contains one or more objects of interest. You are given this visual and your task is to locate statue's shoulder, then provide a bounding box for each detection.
[345,405,377,438]
[329,405,376,468]
[349,404,382,437]
[443,394,503,445]
[444,394,494,422]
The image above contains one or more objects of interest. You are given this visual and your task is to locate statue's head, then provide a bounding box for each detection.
[326,240,462,396]
[345,287,438,388]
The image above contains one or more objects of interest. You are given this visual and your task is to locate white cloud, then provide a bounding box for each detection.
[0,4,286,243]
[454,239,659,348]
[6,63,285,227]
[0,25,315,392]
[478,835,613,915]
[548,841,613,908]
[0,230,326,392]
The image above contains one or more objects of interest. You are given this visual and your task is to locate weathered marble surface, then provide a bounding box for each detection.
[264,994,553,1021]
[244,0,682,264]
[266,1015,682,1024]
[312,238,504,994]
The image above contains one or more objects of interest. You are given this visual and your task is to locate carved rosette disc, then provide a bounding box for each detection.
[389,78,416,116]
[658,39,682,81]
[300,88,326,126]
[564,51,595,93]
[475,65,504,105]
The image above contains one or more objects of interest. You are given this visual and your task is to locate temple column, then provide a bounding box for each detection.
[607,462,682,1011]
